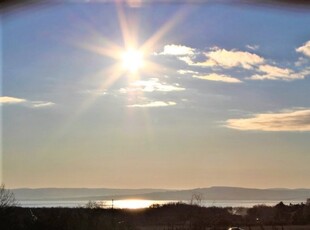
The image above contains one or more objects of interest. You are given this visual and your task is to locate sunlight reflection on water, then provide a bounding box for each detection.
[110,199,155,209]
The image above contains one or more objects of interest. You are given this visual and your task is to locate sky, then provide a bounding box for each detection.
[1,1,310,189]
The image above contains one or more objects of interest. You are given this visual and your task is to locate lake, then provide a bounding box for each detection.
[18,199,306,209]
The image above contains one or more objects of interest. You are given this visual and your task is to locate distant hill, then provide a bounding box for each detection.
[12,186,310,201]
[12,188,170,200]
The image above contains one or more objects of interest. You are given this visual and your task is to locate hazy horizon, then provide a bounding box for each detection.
[7,186,310,190]
[2,1,310,189]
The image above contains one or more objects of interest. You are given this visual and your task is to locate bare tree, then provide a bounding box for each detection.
[84,200,105,209]
[190,192,204,206]
[0,184,18,208]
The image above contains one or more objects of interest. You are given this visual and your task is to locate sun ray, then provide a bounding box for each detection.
[141,6,192,53]
[63,9,124,60]
[44,68,129,154]
[98,63,126,89]
[141,60,176,77]
[75,41,122,60]
[116,1,137,49]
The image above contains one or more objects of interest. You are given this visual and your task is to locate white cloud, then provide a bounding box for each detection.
[0,96,26,104]
[127,101,176,108]
[296,40,310,57]
[202,48,264,69]
[193,73,242,83]
[32,101,55,108]
[160,44,195,56]
[226,109,310,131]
[120,78,185,93]
[249,64,304,81]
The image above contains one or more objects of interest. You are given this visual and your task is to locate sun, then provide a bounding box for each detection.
[121,49,144,73]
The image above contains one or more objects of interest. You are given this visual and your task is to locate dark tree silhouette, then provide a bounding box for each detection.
[0,183,18,208]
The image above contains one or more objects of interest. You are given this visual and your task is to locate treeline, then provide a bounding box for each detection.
[1,202,310,230]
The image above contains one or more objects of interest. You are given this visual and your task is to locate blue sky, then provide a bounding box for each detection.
[2,2,310,188]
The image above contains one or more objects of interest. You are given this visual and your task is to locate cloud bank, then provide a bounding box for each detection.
[226,109,310,131]
[157,40,310,83]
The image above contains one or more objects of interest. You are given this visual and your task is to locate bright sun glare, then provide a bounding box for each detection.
[121,49,144,73]
[114,199,153,209]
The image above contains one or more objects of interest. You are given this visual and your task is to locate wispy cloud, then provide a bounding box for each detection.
[177,69,199,75]
[159,44,195,56]
[295,57,308,67]
[178,56,196,66]
[226,109,310,131]
[296,40,310,57]
[259,65,292,76]
[120,78,185,93]
[81,89,107,96]
[127,101,176,108]
[249,64,303,81]
[0,96,55,108]
[32,101,56,108]
[193,73,242,83]
[0,96,26,104]
[249,64,310,81]
[246,44,259,51]
[300,67,310,77]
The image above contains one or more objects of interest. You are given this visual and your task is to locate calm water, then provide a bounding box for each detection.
[18,199,306,209]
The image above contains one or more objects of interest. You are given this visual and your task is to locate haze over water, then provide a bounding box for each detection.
[18,199,307,209]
